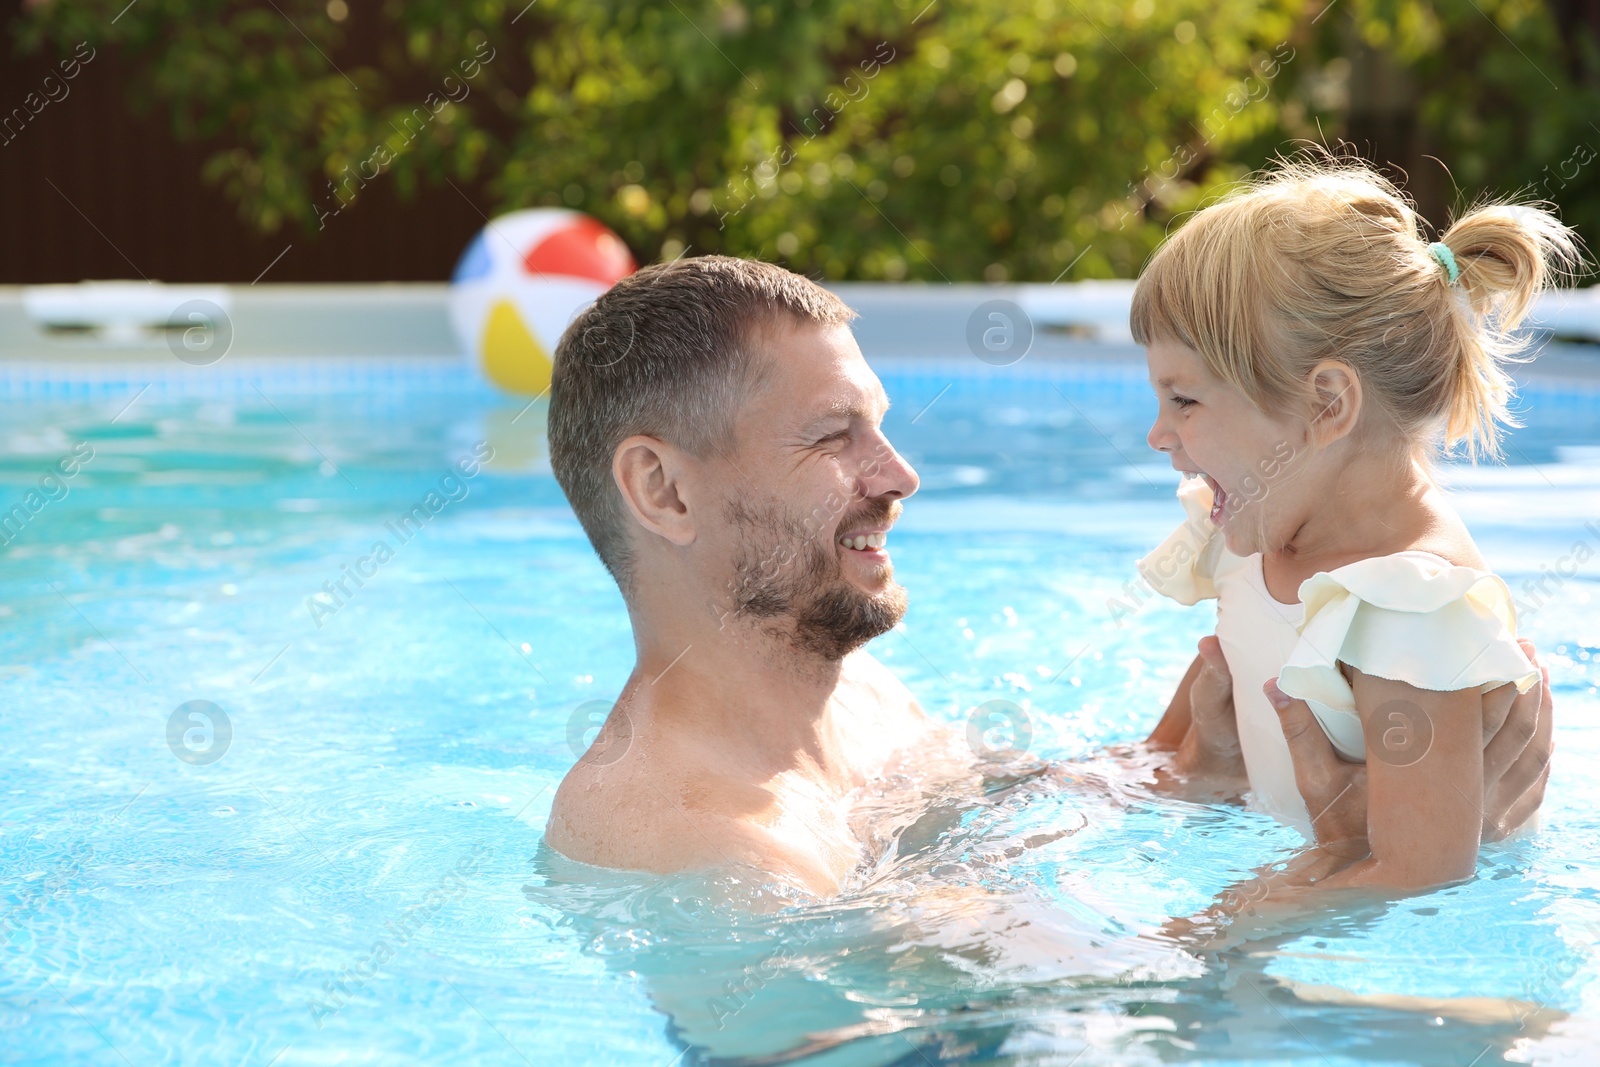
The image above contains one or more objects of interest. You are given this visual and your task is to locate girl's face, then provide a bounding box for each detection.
[1144,339,1312,557]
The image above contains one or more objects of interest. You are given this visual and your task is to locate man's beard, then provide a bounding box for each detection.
[724,495,907,661]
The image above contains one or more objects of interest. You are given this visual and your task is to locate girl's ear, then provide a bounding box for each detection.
[1307,361,1362,446]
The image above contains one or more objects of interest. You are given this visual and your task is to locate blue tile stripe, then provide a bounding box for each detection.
[0,351,1595,414]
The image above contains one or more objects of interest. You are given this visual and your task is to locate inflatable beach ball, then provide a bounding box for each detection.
[449,210,637,395]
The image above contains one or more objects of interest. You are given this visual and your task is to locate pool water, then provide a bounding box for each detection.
[2,352,1599,1066]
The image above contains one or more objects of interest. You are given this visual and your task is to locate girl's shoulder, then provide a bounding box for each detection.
[1400,512,1488,572]
[1311,491,1494,605]
[1305,550,1509,625]
[1280,549,1537,719]
[1401,484,1489,569]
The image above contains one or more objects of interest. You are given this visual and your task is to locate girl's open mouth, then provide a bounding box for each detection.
[1201,474,1228,525]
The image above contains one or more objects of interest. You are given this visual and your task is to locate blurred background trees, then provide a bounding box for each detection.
[7,0,1599,282]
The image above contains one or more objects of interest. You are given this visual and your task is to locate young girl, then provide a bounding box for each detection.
[1133,158,1579,889]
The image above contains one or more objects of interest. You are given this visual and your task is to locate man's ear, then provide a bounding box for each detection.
[613,435,697,547]
[1307,361,1362,446]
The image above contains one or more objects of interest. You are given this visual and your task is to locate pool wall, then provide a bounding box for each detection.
[0,282,1597,403]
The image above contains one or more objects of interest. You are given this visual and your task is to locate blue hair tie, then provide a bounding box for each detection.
[1427,241,1460,285]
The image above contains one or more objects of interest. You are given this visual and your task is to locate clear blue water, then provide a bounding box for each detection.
[2,351,1599,1066]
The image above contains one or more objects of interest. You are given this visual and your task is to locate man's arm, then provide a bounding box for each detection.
[1146,653,1202,750]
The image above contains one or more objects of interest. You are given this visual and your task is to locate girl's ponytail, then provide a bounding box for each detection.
[1434,204,1582,457]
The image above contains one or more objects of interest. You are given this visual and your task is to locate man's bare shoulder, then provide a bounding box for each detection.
[545,754,836,891]
[547,748,704,870]
[543,653,929,892]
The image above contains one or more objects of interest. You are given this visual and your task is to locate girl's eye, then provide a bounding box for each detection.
[1171,395,1197,409]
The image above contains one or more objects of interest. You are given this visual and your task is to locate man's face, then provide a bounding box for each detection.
[711,320,920,660]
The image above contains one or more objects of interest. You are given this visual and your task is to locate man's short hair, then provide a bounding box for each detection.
[548,255,857,592]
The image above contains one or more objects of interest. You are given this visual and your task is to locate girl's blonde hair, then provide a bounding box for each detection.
[1130,155,1583,459]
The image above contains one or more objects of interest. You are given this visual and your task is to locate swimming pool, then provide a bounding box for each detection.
[2,347,1598,1066]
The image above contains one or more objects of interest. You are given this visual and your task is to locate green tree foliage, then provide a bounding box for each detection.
[14,0,1599,279]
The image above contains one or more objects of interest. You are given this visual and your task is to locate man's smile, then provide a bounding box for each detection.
[837,528,889,553]
[834,501,901,566]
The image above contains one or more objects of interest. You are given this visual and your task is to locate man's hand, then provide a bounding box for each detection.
[1266,637,1554,852]
[1262,678,1372,859]
[1482,639,1553,840]
[1177,633,1248,777]
[1170,636,1247,784]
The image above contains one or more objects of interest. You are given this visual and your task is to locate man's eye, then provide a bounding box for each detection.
[816,431,849,445]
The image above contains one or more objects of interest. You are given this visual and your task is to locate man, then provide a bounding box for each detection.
[543,256,1551,897]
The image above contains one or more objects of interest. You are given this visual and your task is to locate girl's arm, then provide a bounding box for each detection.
[1309,671,1483,889]
[1168,668,1548,945]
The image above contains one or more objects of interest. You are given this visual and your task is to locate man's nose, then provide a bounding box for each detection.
[859,434,919,500]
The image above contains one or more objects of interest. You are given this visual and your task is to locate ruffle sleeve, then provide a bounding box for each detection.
[1278,552,1538,759]
[1137,476,1230,606]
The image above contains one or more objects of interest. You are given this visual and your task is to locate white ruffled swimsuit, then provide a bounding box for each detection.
[1139,478,1538,833]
